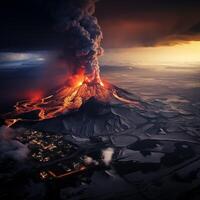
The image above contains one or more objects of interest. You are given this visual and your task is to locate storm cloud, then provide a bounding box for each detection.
[96,0,200,47]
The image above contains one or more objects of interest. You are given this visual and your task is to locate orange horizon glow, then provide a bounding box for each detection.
[101,41,200,69]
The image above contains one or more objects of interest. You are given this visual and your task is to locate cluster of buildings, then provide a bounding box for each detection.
[39,158,87,180]
[17,130,78,163]
[16,129,88,181]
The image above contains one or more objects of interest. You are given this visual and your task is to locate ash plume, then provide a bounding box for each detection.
[56,0,103,81]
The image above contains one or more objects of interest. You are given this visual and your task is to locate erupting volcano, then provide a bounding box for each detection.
[3,0,144,132]
[4,69,143,127]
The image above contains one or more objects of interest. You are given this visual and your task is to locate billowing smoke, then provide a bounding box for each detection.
[0,126,29,161]
[56,0,103,81]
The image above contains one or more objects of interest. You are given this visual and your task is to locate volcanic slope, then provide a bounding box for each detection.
[28,87,148,137]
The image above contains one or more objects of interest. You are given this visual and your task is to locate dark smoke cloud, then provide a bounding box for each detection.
[0,126,29,161]
[55,0,103,79]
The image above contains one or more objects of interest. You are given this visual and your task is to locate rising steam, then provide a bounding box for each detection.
[101,147,114,166]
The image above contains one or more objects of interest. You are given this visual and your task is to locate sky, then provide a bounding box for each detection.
[1,41,200,71]
[96,0,200,48]
[0,0,200,50]
[101,41,200,69]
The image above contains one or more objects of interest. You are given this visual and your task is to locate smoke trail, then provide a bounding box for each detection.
[56,0,103,81]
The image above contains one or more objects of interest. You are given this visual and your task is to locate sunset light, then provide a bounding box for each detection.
[101,41,200,69]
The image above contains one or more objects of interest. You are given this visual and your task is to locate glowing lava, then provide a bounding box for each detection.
[3,70,142,127]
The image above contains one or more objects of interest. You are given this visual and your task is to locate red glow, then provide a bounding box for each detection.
[4,67,142,127]
[25,90,43,102]
[67,68,85,87]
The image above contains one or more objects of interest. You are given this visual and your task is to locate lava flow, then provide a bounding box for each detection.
[4,70,142,127]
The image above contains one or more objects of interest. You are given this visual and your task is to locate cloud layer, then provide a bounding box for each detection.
[96,0,200,47]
